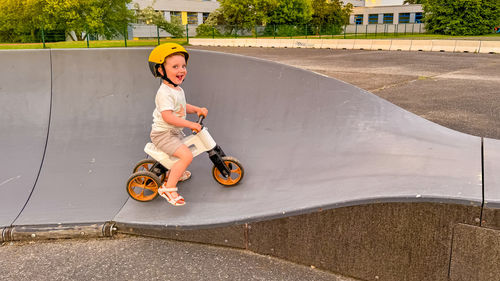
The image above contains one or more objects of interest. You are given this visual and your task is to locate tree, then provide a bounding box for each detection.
[213,0,262,29]
[423,0,500,35]
[0,0,134,42]
[43,0,135,41]
[310,0,352,31]
[266,0,312,26]
[0,0,46,42]
[134,1,184,38]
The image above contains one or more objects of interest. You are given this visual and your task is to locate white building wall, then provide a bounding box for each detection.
[344,0,365,6]
[131,0,219,38]
[364,0,404,6]
[133,0,219,13]
[197,13,203,25]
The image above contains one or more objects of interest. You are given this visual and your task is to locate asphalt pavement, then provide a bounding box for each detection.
[0,235,357,281]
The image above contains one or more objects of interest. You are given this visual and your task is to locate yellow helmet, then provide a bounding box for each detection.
[148,43,189,78]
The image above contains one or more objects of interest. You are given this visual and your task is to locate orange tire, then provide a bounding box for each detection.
[212,156,244,187]
[126,171,161,202]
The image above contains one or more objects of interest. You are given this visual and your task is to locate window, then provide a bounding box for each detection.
[202,13,210,23]
[187,12,198,24]
[355,14,363,25]
[415,12,423,23]
[383,13,393,24]
[399,13,410,24]
[368,14,378,24]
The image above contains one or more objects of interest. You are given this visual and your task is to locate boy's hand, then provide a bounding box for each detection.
[190,122,202,133]
[197,107,208,117]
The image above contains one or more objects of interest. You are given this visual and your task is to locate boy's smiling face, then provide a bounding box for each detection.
[161,54,187,86]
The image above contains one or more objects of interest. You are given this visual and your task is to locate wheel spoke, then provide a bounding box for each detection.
[225,161,240,173]
[213,158,243,186]
[133,177,145,186]
[128,171,160,201]
[144,179,157,191]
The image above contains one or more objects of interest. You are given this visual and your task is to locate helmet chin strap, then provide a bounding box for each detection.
[160,64,179,87]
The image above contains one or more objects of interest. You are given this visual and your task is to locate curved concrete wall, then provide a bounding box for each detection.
[0,50,51,227]
[11,49,158,225]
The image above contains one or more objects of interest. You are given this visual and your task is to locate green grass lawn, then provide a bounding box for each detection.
[0,38,187,50]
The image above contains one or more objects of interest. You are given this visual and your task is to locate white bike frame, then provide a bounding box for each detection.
[144,128,216,170]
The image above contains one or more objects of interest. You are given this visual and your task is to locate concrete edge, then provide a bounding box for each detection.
[113,194,483,230]
[189,38,499,54]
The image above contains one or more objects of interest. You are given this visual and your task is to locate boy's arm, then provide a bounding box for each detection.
[186,104,208,117]
[161,110,201,131]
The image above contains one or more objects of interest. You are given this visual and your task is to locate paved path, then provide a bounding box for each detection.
[0,235,358,281]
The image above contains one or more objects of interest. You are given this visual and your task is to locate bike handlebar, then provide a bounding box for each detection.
[192,115,205,135]
[197,115,205,125]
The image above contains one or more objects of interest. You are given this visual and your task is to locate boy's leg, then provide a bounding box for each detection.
[161,144,193,200]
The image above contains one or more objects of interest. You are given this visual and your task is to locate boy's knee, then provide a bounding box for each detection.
[178,147,193,163]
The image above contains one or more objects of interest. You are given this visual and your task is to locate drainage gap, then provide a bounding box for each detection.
[480,137,485,226]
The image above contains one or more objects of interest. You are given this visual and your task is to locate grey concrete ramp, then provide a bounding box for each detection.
[13,49,157,225]
[114,49,483,228]
[0,48,484,229]
[484,138,500,209]
[0,50,51,227]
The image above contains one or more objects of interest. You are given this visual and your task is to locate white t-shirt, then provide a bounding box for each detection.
[151,83,186,132]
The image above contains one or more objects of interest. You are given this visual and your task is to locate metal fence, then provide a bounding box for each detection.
[345,23,426,37]
[193,23,426,39]
[193,24,345,39]
[24,22,428,48]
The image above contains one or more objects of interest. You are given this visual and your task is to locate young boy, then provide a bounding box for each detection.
[148,43,208,206]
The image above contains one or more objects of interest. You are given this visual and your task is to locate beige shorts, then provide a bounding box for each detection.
[150,129,184,156]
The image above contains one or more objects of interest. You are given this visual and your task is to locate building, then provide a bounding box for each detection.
[347,0,424,25]
[350,5,423,25]
[128,0,424,38]
[130,0,219,38]
[133,0,219,25]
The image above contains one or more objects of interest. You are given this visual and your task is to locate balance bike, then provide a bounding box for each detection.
[126,116,244,202]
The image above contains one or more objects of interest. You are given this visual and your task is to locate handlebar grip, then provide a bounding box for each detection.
[197,115,205,124]
[192,115,205,135]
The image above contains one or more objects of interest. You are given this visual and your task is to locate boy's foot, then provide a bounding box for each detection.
[158,186,185,206]
[179,170,191,182]
[165,170,192,182]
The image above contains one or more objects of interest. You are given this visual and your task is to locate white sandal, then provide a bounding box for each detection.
[158,186,185,206]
